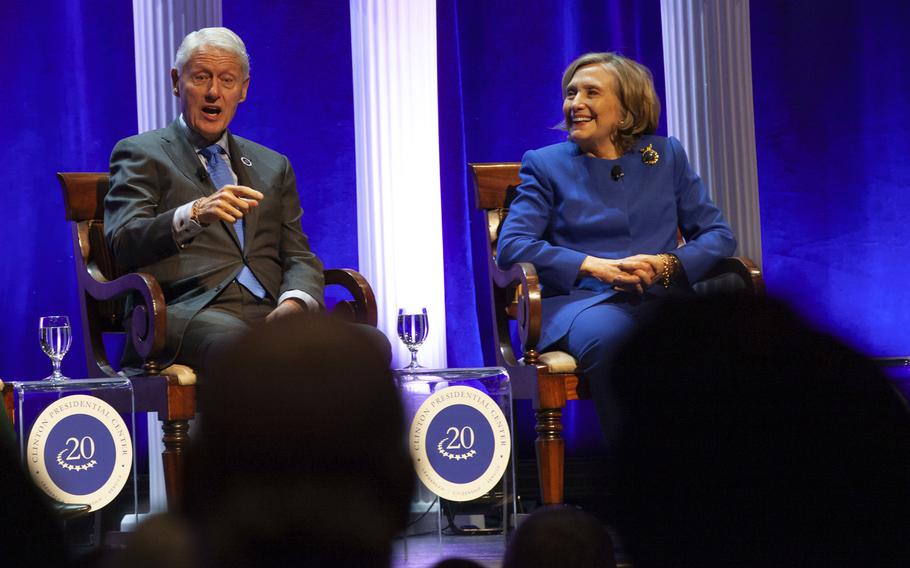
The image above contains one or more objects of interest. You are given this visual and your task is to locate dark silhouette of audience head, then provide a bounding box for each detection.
[608,295,910,567]
[0,397,69,567]
[502,506,616,568]
[181,314,413,567]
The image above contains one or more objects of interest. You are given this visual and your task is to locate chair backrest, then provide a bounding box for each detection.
[58,172,125,327]
[57,172,149,377]
[59,172,125,274]
[469,163,522,263]
[468,163,530,368]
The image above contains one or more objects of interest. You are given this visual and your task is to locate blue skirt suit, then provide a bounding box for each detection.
[496,135,736,436]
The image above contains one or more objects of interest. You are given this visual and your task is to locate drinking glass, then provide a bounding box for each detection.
[39,315,72,381]
[397,308,428,369]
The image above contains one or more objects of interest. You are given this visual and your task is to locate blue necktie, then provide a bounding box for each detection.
[200,144,267,299]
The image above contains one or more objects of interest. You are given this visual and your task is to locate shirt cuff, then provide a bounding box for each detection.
[172,201,205,246]
[278,290,320,312]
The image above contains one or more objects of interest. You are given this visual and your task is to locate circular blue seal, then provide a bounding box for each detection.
[425,405,495,484]
[44,414,117,496]
[409,385,511,501]
[28,394,133,510]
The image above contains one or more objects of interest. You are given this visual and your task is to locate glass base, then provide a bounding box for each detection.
[42,374,70,382]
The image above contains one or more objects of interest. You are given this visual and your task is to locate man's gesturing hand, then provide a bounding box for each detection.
[194,185,263,225]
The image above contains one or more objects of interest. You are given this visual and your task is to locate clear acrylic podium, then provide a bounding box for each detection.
[8,378,139,548]
[395,367,516,546]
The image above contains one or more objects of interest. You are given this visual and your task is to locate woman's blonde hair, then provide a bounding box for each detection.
[560,52,660,155]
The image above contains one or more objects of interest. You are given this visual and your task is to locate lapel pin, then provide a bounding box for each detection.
[640,144,659,165]
[240,156,253,167]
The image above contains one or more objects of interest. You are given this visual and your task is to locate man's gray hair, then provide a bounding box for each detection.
[174,27,250,78]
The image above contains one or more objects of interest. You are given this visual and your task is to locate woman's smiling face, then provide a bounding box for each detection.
[563,64,624,158]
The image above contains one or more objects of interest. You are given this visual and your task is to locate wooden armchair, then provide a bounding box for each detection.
[56,172,378,510]
[469,162,764,505]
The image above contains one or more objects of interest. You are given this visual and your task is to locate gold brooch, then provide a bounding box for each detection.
[640,144,659,165]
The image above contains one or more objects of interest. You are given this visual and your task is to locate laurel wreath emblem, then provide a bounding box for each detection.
[56,449,97,472]
[437,440,477,461]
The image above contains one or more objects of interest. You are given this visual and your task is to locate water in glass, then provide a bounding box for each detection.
[39,315,72,381]
[397,308,428,369]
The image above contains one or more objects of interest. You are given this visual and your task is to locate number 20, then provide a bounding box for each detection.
[444,426,475,450]
[64,436,95,461]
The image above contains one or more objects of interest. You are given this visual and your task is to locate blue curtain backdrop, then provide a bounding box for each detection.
[224,2,359,277]
[751,1,910,357]
[0,1,136,381]
[437,0,665,455]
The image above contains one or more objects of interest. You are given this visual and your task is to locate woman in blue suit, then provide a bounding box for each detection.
[497,52,736,437]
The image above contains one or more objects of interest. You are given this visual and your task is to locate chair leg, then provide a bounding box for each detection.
[535,407,565,504]
[161,419,190,512]
[533,371,568,504]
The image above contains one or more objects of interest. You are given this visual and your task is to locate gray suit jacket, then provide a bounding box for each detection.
[105,120,325,366]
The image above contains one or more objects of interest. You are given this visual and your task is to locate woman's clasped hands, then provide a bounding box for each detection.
[580,254,668,294]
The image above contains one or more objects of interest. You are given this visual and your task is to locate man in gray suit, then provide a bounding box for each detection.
[105,27,324,373]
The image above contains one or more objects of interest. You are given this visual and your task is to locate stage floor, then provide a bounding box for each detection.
[392,533,505,568]
[390,531,632,568]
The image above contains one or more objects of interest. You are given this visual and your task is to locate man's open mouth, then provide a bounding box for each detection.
[203,106,222,116]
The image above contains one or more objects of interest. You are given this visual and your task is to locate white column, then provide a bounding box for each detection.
[130,0,220,520]
[133,0,222,132]
[350,1,447,369]
[660,0,763,266]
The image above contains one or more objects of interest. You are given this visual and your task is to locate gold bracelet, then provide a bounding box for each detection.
[659,253,678,288]
[191,199,208,227]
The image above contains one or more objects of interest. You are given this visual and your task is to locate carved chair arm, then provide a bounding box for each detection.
[324,268,378,327]
[696,256,765,296]
[490,260,542,365]
[79,265,167,369]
